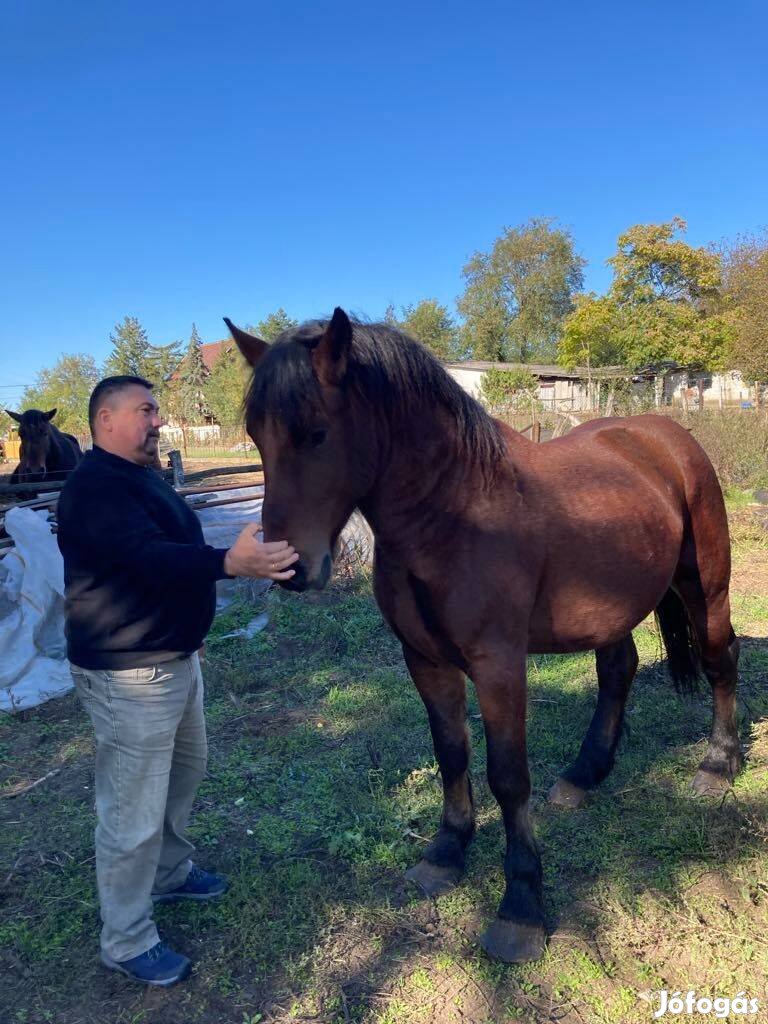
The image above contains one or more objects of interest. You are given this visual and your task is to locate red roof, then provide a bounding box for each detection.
[171,339,234,380]
[201,339,233,370]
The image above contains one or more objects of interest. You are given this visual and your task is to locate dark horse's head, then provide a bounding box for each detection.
[225,307,503,592]
[225,309,380,591]
[6,408,58,481]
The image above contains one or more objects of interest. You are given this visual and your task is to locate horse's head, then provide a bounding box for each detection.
[6,408,57,481]
[225,308,378,592]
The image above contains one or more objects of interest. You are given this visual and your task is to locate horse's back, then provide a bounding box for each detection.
[519,415,721,651]
[52,427,83,468]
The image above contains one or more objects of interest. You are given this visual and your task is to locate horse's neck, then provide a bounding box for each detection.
[46,427,71,469]
[359,417,485,550]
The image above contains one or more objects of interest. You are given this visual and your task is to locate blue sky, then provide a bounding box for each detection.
[1,0,766,405]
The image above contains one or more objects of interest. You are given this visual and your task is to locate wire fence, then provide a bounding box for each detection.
[158,425,257,462]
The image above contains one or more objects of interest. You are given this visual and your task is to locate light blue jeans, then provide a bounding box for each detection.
[71,653,207,961]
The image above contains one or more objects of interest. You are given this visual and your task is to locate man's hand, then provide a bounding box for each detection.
[223,524,299,581]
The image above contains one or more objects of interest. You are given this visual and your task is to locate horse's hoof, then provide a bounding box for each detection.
[548,778,587,809]
[690,769,732,798]
[479,919,547,963]
[405,859,461,898]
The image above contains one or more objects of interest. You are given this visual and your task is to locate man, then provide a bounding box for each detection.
[57,375,298,986]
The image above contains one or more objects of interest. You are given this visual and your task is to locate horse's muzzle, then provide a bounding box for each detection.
[278,554,332,593]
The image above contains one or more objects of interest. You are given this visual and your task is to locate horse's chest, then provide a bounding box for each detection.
[374,564,466,669]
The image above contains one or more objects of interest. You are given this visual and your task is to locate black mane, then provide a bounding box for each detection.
[245,318,505,474]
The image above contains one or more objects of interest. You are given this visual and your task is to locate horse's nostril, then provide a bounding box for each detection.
[292,561,308,585]
[279,560,308,592]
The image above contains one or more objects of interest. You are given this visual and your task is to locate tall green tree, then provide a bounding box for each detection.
[251,308,298,342]
[458,218,585,363]
[558,220,731,372]
[19,354,100,433]
[400,300,459,360]
[383,303,399,327]
[557,294,626,369]
[608,217,721,306]
[103,316,182,397]
[607,219,727,370]
[203,345,249,426]
[720,234,768,382]
[147,340,183,405]
[176,324,211,424]
[104,316,153,377]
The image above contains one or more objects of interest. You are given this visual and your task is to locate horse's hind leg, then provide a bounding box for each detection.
[674,578,742,796]
[549,635,638,809]
[402,644,475,897]
[693,628,741,796]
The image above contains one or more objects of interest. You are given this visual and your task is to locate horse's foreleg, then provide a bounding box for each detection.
[471,648,546,963]
[403,644,474,897]
[549,635,638,809]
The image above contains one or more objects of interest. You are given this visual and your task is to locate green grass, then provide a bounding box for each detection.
[1,527,767,1024]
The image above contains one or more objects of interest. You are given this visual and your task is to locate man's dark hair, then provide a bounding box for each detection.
[88,376,154,433]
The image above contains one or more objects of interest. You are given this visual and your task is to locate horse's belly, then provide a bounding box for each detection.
[527,544,679,653]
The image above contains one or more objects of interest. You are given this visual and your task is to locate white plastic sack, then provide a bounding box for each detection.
[0,508,72,712]
[0,490,375,710]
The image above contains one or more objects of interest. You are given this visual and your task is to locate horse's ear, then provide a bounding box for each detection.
[311,307,352,386]
[223,318,268,367]
[6,410,22,423]
[45,409,57,421]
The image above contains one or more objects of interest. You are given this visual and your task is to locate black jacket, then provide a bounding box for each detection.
[57,446,230,669]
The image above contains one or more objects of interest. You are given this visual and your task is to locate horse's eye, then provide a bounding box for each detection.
[309,428,327,448]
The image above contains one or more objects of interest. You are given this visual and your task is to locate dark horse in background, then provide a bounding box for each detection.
[6,409,83,484]
[225,309,741,963]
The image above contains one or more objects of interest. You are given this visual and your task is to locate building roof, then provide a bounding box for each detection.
[171,339,234,380]
[443,361,629,380]
[200,340,234,370]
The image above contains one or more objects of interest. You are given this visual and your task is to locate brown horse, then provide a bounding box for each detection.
[225,309,741,963]
[6,408,83,484]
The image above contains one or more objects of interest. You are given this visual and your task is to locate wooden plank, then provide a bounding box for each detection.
[177,478,264,496]
[180,462,263,483]
[0,477,70,496]
[187,492,264,512]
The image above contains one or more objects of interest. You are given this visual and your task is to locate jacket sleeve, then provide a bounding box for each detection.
[74,481,233,585]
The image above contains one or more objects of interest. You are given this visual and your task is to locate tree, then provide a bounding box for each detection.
[251,308,298,342]
[458,218,585,363]
[558,293,730,372]
[383,303,399,327]
[720,234,768,382]
[608,217,721,306]
[399,300,459,360]
[19,354,100,433]
[480,367,540,414]
[147,341,183,409]
[104,316,153,378]
[176,324,211,424]
[558,294,626,369]
[204,345,249,427]
[605,219,728,371]
[103,316,181,400]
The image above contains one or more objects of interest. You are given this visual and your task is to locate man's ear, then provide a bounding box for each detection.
[309,307,352,386]
[223,318,269,367]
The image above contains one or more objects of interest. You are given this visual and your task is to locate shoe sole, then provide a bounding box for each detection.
[100,952,191,986]
[152,887,228,904]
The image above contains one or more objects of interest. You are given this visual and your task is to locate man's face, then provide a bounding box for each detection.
[97,385,164,466]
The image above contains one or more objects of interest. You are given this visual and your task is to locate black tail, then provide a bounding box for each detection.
[655,588,703,694]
